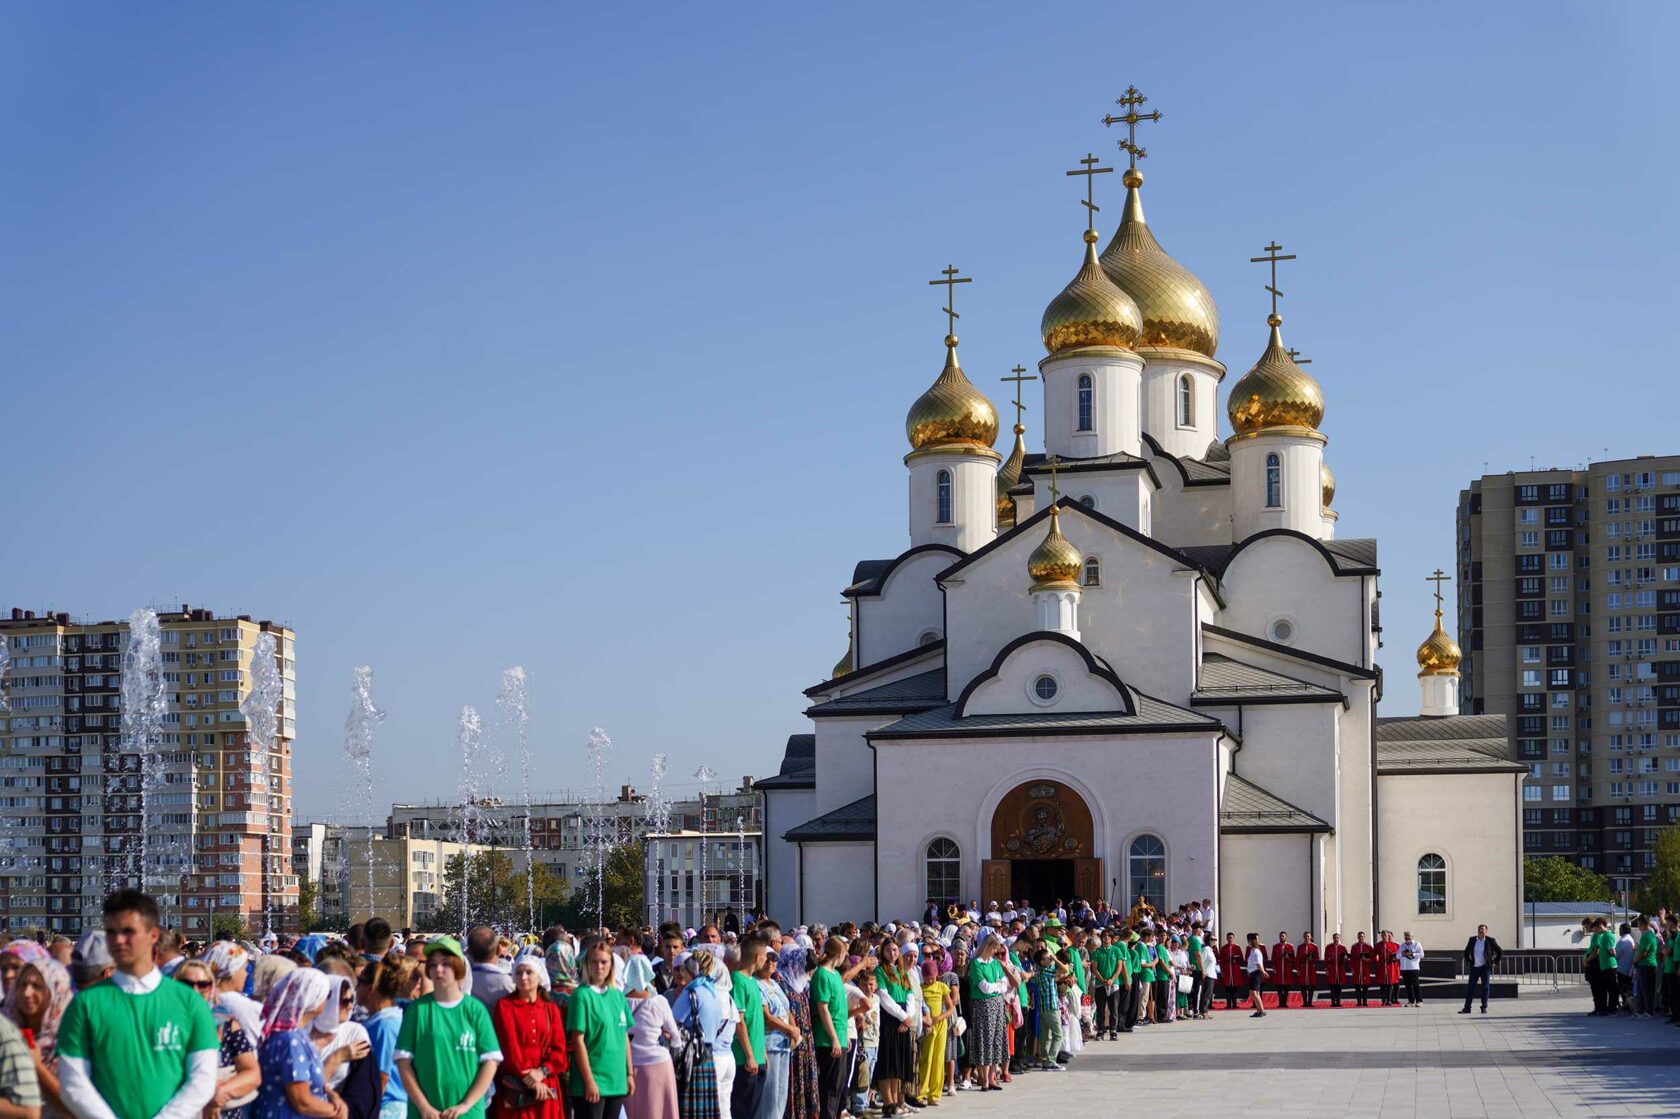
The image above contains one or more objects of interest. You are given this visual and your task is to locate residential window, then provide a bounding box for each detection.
[1417,853,1447,915]
[1077,374,1094,431]
[1265,453,1282,508]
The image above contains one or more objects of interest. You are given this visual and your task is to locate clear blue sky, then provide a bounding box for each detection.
[4,2,1675,819]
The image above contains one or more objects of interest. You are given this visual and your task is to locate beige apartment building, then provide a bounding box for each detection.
[294,823,496,930]
[0,605,297,936]
[1458,456,1680,895]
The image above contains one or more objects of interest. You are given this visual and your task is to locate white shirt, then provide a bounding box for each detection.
[1246,947,1264,975]
[1400,940,1425,971]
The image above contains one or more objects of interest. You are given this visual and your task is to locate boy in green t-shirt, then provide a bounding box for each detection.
[1632,917,1660,1018]
[57,890,218,1119]
[395,936,502,1119]
[729,934,769,1118]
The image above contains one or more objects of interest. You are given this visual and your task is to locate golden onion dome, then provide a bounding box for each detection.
[1321,462,1336,508]
[1416,612,1462,677]
[1227,315,1325,434]
[1042,231,1143,354]
[997,424,1027,529]
[906,338,1000,451]
[1027,505,1083,588]
[832,644,853,679]
[1098,169,1220,357]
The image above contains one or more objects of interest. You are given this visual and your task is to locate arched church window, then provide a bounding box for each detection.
[1128,833,1167,913]
[926,837,961,905]
[1265,453,1282,508]
[936,470,953,524]
[1417,853,1447,915]
[1083,556,1100,587]
[1077,374,1094,432]
[1177,374,1194,427]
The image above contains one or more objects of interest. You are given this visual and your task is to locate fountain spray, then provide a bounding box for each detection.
[692,766,716,925]
[496,668,534,931]
[648,753,669,924]
[586,728,612,930]
[122,609,167,900]
[239,632,284,934]
[343,667,385,921]
[456,706,483,933]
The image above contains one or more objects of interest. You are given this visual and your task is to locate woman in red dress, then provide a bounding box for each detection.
[1349,932,1376,1007]
[1321,933,1350,1008]
[492,953,568,1119]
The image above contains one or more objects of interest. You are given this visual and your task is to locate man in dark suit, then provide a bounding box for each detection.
[1459,924,1505,1014]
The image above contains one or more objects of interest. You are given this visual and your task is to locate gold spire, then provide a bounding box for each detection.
[905,267,1000,452]
[1028,457,1083,588]
[1095,147,1220,354]
[1042,154,1142,354]
[997,366,1035,529]
[1416,569,1462,676]
[1226,245,1324,434]
[1320,461,1336,508]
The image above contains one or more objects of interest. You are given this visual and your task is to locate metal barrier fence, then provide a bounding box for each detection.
[1492,953,1585,990]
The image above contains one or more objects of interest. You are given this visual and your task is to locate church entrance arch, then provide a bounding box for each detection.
[982,780,1103,910]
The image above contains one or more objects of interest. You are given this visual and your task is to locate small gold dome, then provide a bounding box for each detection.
[1416,613,1462,677]
[1227,316,1325,433]
[832,645,853,679]
[1321,462,1336,508]
[997,424,1027,529]
[1028,505,1083,588]
[906,338,1000,451]
[1041,233,1143,354]
[1098,171,1220,357]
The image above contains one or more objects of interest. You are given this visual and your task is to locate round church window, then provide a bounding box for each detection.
[1270,618,1295,644]
[1033,674,1059,702]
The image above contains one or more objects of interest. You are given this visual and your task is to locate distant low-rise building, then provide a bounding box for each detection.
[642,829,763,929]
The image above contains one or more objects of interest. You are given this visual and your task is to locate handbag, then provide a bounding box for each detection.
[952,1015,966,1038]
[673,995,706,1089]
[1176,974,1193,994]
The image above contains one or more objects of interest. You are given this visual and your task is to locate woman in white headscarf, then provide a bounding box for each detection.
[622,956,678,1119]
[254,969,345,1119]
[311,976,372,1091]
[206,942,264,1046]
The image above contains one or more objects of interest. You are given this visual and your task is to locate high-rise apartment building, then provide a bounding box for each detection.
[1458,456,1680,894]
[0,605,297,936]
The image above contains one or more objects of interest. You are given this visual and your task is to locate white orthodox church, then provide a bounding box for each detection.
[756,105,1525,949]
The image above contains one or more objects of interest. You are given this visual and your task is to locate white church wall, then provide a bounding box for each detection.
[1220,832,1317,937]
[1217,536,1369,671]
[1334,690,1374,934]
[959,640,1126,716]
[1224,703,1341,824]
[871,733,1221,919]
[814,714,889,816]
[1377,769,1523,952]
[856,551,953,666]
[1028,471,1154,534]
[1146,469,1232,549]
[761,787,815,925]
[797,842,876,927]
[942,513,1200,702]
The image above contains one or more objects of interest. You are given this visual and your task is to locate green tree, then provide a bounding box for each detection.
[1635,827,1680,913]
[296,877,322,932]
[433,849,568,933]
[1524,856,1612,903]
[564,841,645,932]
[211,914,251,941]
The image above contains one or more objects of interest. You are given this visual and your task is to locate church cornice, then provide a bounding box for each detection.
[936,497,1209,588]
[841,544,966,599]
[1140,432,1232,488]
[1221,528,1380,578]
[952,630,1136,719]
[802,640,945,699]
[1202,623,1377,680]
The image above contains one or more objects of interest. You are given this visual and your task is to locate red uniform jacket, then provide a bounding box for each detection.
[1377,939,1401,985]
[1350,941,1377,984]
[1321,942,1350,984]
[1271,940,1296,985]
[1294,941,1320,985]
[1219,942,1248,987]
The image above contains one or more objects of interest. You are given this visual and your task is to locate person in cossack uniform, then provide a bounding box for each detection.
[1294,932,1319,1009]
[1321,933,1350,1008]
[1350,932,1376,1007]
[1377,931,1402,1007]
[1269,933,1295,1010]
[1218,934,1247,1010]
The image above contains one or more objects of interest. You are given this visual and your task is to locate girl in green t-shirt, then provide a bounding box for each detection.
[565,943,633,1119]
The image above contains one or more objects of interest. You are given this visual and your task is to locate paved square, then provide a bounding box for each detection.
[945,991,1680,1118]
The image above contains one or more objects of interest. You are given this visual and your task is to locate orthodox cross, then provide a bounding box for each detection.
[1249,241,1297,317]
[928,265,971,337]
[1286,347,1313,366]
[1427,569,1451,615]
[1102,85,1162,170]
[1001,365,1037,427]
[1046,455,1063,505]
[1065,153,1112,233]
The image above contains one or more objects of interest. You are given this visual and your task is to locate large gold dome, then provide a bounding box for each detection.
[1098,170,1220,357]
[1227,316,1325,434]
[906,339,1000,451]
[1416,615,1462,676]
[1321,462,1336,508]
[1042,233,1143,354]
[997,424,1027,529]
[1028,506,1083,587]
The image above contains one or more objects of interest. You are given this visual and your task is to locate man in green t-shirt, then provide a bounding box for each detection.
[1633,916,1660,1018]
[1586,918,1618,1016]
[57,890,218,1119]
[729,934,768,1119]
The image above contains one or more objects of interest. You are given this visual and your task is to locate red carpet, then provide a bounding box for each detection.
[1207,993,1404,1010]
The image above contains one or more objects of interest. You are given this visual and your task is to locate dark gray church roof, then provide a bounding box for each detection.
[869,694,1222,740]
[805,669,946,716]
[783,794,876,842]
[755,734,816,790]
[1220,773,1331,833]
[1193,654,1345,705]
[1375,714,1522,774]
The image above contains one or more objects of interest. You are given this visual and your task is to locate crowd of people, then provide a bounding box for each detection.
[0,891,1673,1119]
[1580,912,1680,1024]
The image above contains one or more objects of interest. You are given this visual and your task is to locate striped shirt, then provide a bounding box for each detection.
[0,1016,41,1110]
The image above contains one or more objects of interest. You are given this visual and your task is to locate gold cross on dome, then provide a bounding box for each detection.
[1065,153,1112,233]
[928,265,971,337]
[1102,85,1162,170]
[1286,347,1312,366]
[1249,241,1297,317]
[1046,455,1062,505]
[1427,568,1451,614]
[1001,365,1037,427]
